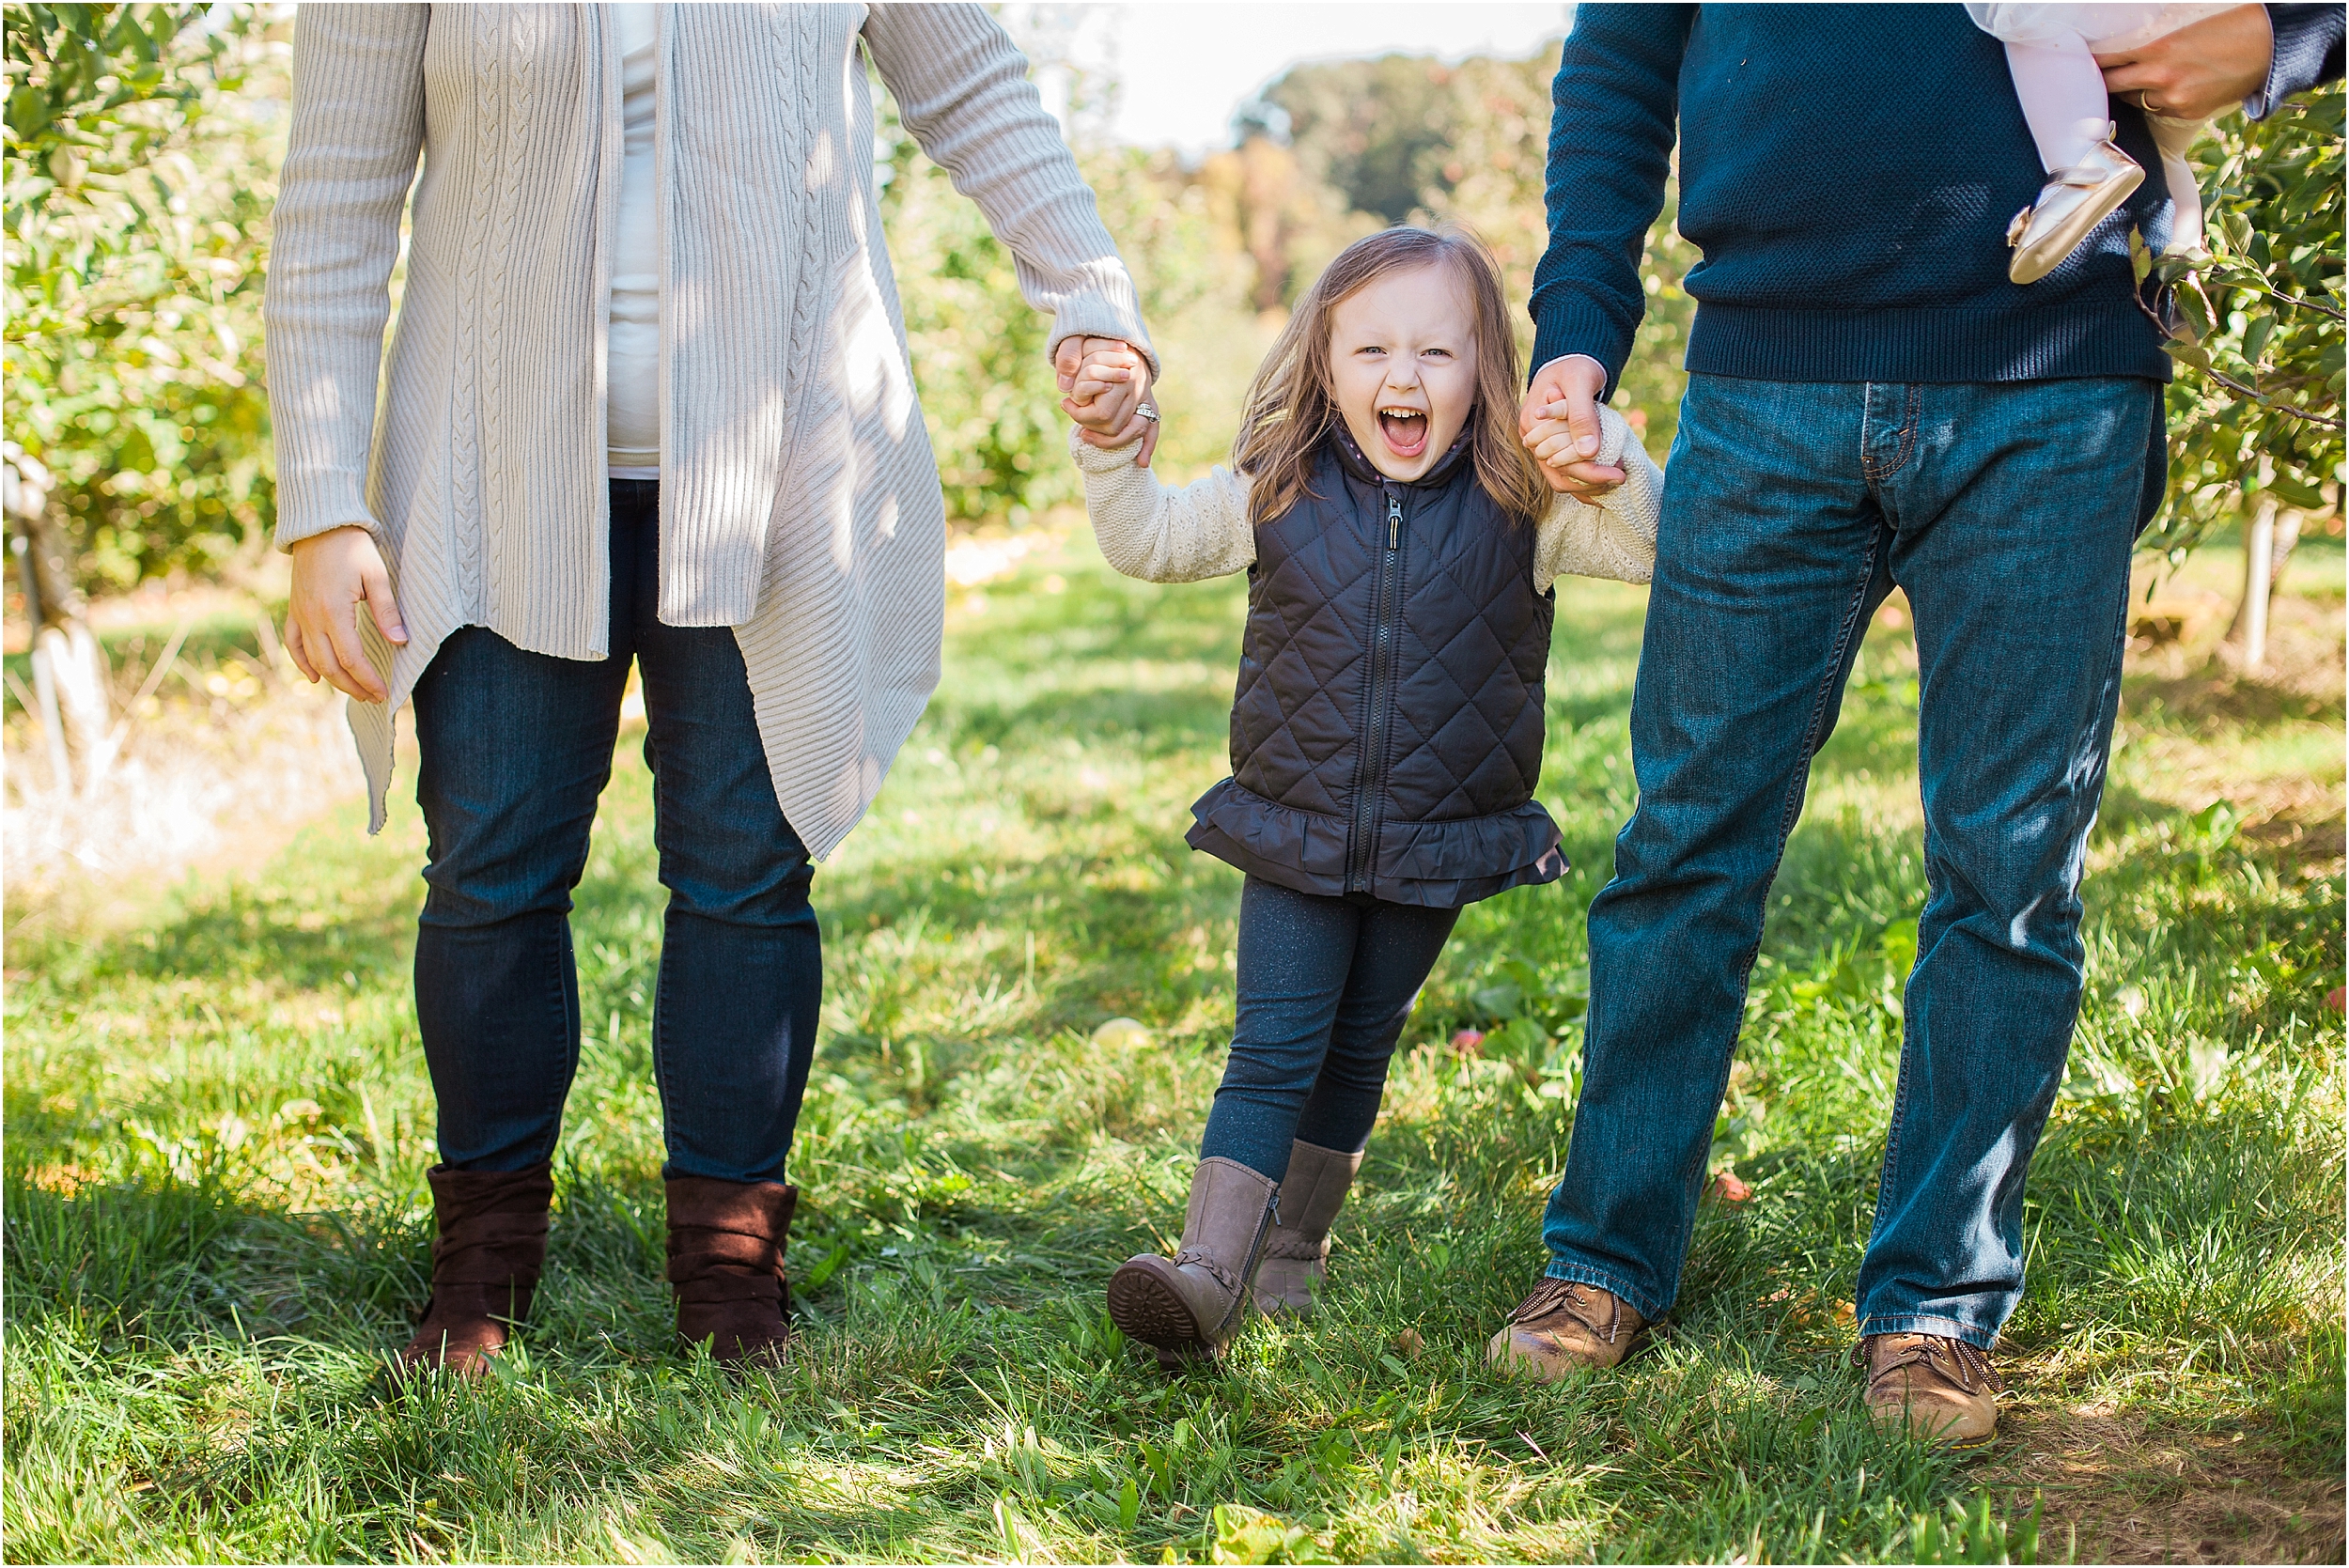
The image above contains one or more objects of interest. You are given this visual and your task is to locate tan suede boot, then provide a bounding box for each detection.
[1252,1140,1362,1317]
[1853,1333,2000,1449]
[400,1161,554,1376]
[665,1176,797,1370]
[1486,1278,1647,1379]
[1108,1157,1279,1365]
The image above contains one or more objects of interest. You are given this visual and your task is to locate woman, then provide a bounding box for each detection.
[266,2,1156,1374]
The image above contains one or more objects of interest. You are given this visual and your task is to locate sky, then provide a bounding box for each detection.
[1019,4,1574,159]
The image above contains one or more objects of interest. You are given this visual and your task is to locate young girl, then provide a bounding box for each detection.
[1971,3,2239,282]
[1066,227,1662,1364]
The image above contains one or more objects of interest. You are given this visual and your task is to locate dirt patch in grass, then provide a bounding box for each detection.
[2125,590,2347,725]
[1990,1407,2346,1564]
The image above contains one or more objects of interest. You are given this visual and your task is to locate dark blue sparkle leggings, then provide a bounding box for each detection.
[1198,876,1460,1180]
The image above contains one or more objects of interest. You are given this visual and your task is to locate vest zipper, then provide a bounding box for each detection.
[1348,487,1406,893]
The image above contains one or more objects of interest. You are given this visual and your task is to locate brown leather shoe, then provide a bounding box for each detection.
[665,1176,796,1369]
[1108,1157,1279,1366]
[1252,1140,1362,1317]
[400,1161,554,1376]
[1853,1332,2000,1449]
[1486,1278,1647,1379]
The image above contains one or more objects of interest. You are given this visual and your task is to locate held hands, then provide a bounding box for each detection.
[1519,354,1625,499]
[2094,4,2274,119]
[1055,334,1159,467]
[286,524,407,703]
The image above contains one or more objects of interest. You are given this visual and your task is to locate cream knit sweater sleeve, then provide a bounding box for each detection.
[263,3,428,548]
[1069,429,1255,582]
[1532,404,1662,590]
[863,6,1156,372]
[1071,406,1662,589]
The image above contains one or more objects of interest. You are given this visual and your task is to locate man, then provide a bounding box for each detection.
[1488,4,2341,1448]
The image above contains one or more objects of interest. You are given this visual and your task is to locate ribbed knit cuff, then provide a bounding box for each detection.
[2248,4,2344,119]
[1684,301,2172,386]
[1045,299,1160,379]
[273,478,387,553]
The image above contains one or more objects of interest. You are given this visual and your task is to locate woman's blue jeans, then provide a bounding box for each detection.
[409,479,820,1183]
[1543,375,2159,1349]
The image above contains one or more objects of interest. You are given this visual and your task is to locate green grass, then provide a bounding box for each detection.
[6,539,2342,1563]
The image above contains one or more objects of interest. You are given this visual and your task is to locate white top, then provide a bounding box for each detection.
[608,4,661,478]
[1069,405,1662,591]
[1965,2,2236,51]
[265,5,1156,855]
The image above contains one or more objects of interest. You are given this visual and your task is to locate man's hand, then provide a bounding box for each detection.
[1520,354,1624,498]
[286,524,406,704]
[2095,4,2273,119]
[1055,334,1159,466]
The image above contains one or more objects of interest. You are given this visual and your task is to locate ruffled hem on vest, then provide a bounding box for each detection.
[1183,778,1568,909]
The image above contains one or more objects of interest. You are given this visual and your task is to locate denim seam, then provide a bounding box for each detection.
[652,913,682,1169]
[530,918,574,1167]
[1866,1029,1914,1246]
[1756,526,1884,962]
[1859,382,1921,486]
[1542,1258,1669,1327]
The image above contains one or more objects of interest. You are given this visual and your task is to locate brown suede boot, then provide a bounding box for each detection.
[1252,1140,1362,1317]
[1486,1277,1648,1379]
[1853,1333,2001,1449]
[1107,1157,1280,1366]
[665,1176,797,1369]
[400,1161,554,1376]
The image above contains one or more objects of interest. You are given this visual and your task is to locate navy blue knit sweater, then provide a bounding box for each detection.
[1533,3,2345,394]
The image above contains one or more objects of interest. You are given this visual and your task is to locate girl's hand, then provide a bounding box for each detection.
[286,524,407,703]
[1066,341,1141,404]
[1055,334,1160,466]
[1523,415,1626,499]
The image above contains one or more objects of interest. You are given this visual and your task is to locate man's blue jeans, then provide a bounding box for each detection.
[409,479,821,1184]
[1543,375,2159,1348]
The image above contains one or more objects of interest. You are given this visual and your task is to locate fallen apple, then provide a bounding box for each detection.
[1090,1017,1154,1051]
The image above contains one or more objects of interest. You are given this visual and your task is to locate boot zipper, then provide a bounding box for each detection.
[1347,488,1406,893]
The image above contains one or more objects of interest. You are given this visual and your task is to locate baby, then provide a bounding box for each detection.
[1971,3,2241,282]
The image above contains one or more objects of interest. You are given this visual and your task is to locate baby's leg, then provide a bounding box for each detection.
[2146,113,2211,253]
[2003,36,2113,171]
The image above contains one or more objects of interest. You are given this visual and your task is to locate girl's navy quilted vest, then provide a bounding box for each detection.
[1186,431,1566,908]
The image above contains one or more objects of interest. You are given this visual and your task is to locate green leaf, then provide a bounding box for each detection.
[2270,473,2326,507]
[2242,312,2277,365]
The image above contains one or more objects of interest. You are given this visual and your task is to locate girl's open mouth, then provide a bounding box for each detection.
[1377,407,1428,458]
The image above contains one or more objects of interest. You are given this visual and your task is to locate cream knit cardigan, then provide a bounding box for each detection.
[265,4,1155,854]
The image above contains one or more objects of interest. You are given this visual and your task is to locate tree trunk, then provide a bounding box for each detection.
[2240,495,2276,674]
[5,450,109,789]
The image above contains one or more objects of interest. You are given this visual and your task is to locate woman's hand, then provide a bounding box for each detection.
[2094,4,2273,119]
[286,524,408,703]
[1056,334,1159,466]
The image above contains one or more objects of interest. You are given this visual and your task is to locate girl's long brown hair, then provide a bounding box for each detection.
[1233,225,1550,530]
